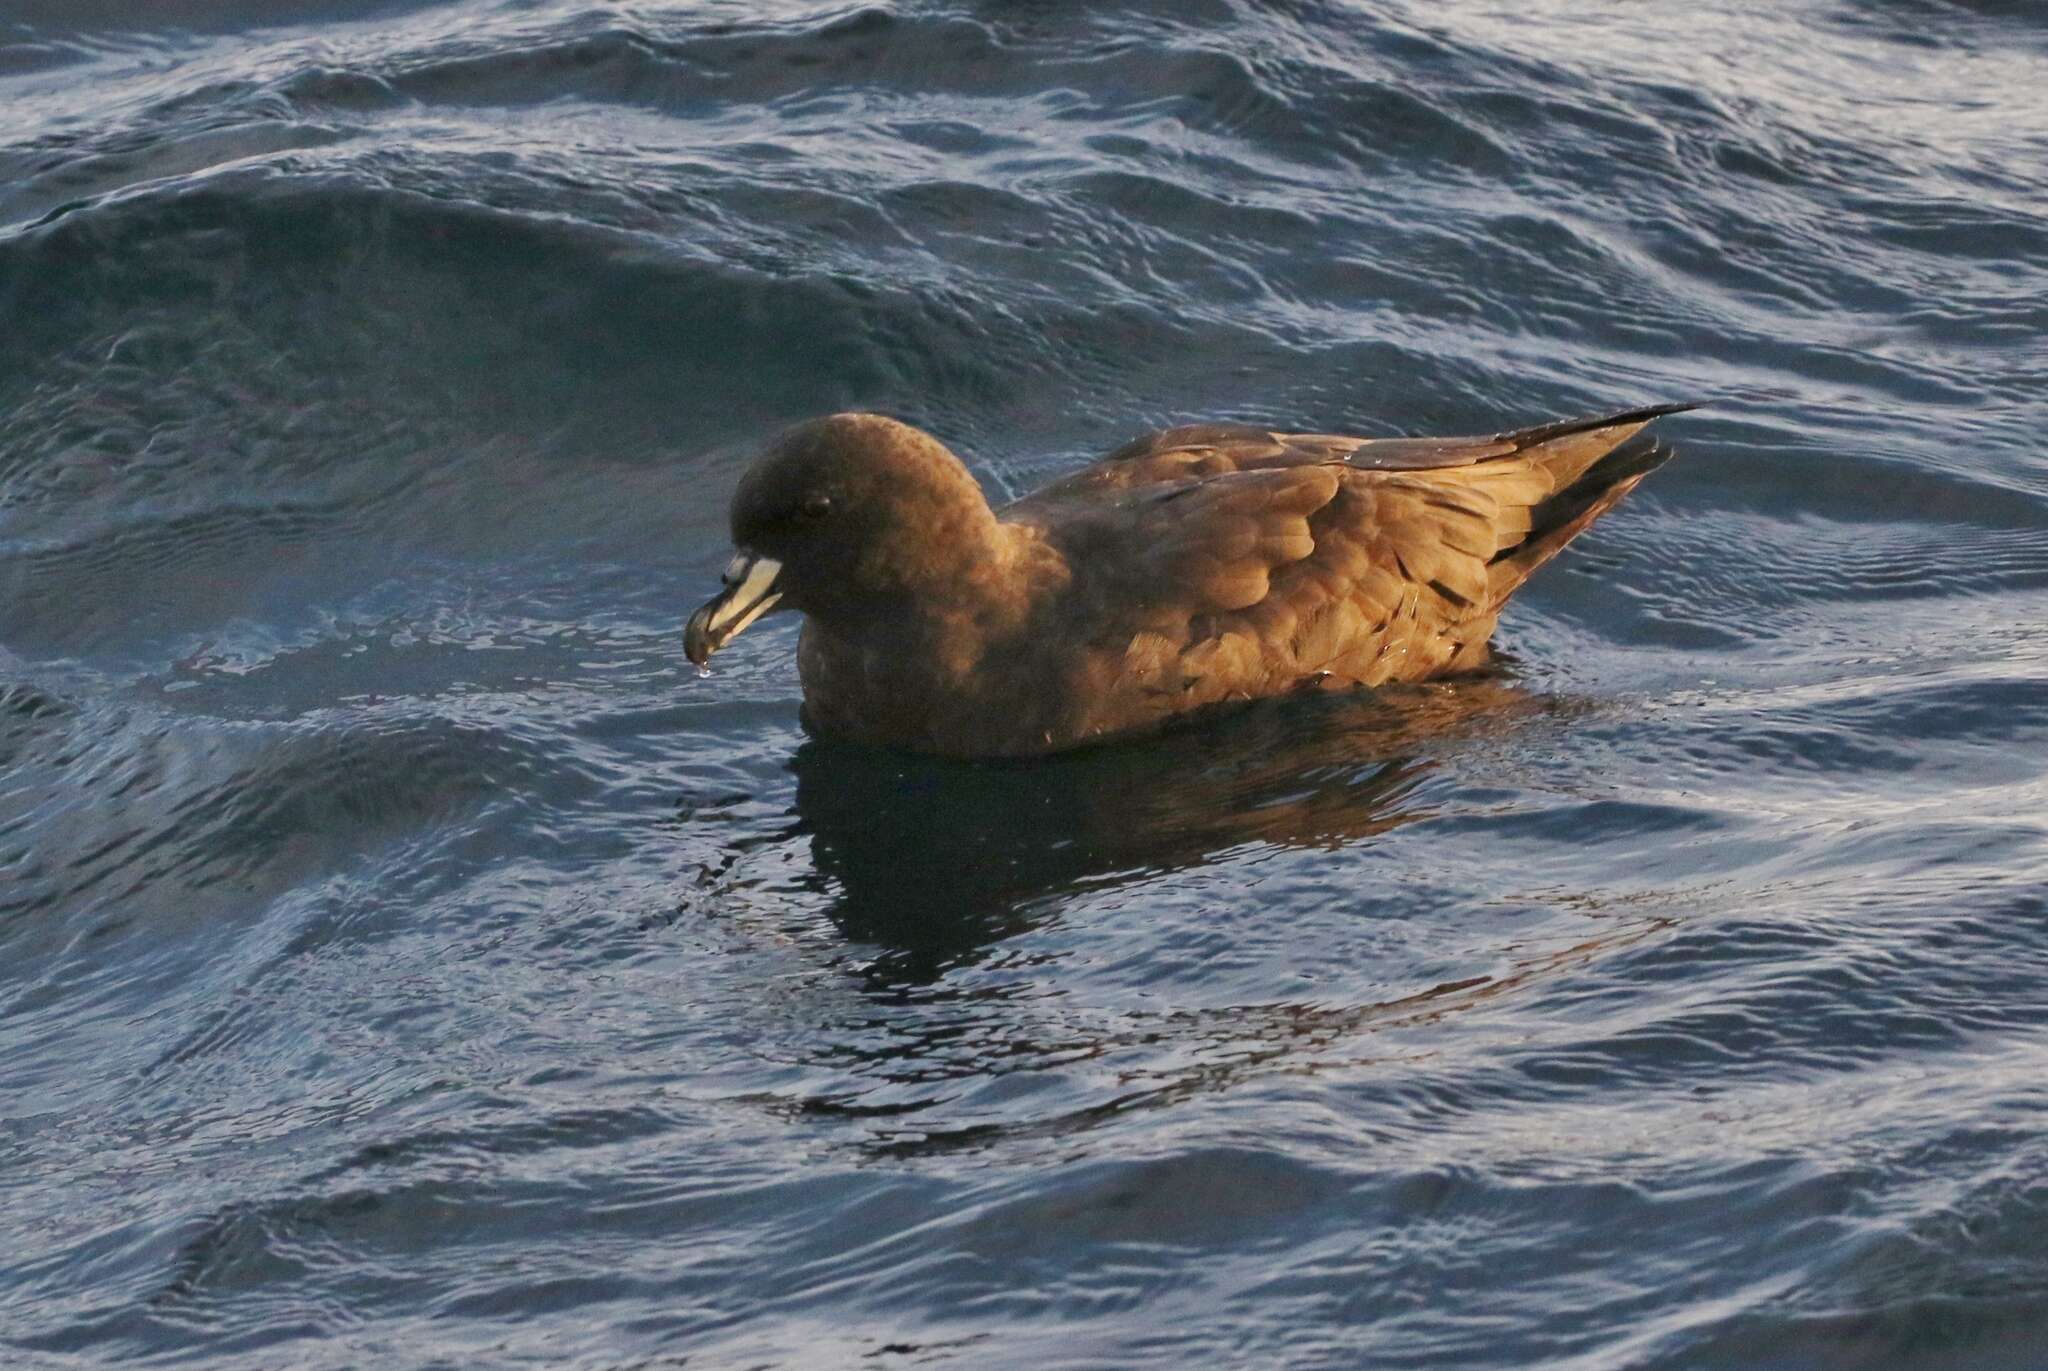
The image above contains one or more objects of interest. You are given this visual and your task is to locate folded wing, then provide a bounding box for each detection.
[1009,405,1687,704]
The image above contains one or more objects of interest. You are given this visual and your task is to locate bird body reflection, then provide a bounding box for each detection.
[786,677,1555,975]
[673,675,1679,1157]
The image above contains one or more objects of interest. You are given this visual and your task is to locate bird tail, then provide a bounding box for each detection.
[1479,407,1687,605]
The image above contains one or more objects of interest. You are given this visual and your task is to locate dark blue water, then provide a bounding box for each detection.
[4,2,2047,1366]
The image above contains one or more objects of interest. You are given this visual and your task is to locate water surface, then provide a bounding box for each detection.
[3,1,2047,1366]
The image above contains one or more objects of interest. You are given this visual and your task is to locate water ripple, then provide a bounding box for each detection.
[4,0,2048,1367]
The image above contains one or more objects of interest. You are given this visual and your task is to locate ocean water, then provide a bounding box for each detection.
[3,1,2047,1366]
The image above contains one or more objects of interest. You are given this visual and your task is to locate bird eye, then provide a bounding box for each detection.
[799,494,833,521]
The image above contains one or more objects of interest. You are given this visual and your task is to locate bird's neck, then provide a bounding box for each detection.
[847,517,1043,649]
[797,520,1068,743]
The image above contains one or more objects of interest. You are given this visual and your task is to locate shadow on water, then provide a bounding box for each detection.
[693,676,1685,1160]
[780,676,1553,984]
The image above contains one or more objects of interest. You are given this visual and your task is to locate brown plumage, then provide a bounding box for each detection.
[684,404,1691,756]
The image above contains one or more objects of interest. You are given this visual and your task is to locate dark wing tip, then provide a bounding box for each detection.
[1497,401,1701,449]
[1593,401,1700,430]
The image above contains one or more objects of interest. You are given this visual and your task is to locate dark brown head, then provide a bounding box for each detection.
[684,413,998,665]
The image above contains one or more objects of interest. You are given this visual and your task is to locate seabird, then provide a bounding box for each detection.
[685,404,1691,756]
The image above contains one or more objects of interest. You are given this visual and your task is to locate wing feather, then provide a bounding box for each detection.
[1004,405,1689,706]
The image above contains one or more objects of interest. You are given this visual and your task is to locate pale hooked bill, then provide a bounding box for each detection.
[684,552,784,665]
